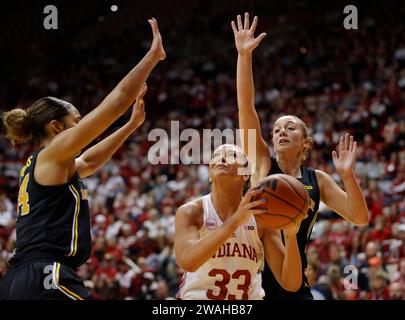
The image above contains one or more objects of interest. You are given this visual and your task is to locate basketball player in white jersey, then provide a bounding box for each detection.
[175,144,307,300]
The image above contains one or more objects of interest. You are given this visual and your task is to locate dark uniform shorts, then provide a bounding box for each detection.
[262,263,314,300]
[0,259,91,300]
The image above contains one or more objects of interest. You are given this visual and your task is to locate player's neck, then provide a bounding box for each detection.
[39,135,56,148]
[276,154,302,178]
[211,182,243,221]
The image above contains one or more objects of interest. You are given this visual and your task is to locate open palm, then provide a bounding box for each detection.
[231,13,267,54]
[332,133,357,178]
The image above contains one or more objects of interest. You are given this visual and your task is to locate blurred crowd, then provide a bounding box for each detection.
[0,0,404,299]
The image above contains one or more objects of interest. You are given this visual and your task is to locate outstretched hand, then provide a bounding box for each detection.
[231,13,267,55]
[148,18,166,61]
[332,133,357,179]
[128,83,148,130]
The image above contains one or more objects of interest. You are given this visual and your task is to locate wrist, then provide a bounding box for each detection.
[227,214,243,230]
[340,170,355,180]
[125,122,140,132]
[238,51,253,58]
[146,49,162,63]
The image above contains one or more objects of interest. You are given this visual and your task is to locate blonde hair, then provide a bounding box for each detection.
[273,115,313,164]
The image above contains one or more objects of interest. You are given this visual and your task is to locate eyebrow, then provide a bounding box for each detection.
[213,150,232,155]
[213,149,239,156]
[274,121,297,128]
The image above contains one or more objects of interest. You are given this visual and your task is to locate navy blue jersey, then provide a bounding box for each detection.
[262,157,320,299]
[10,150,92,269]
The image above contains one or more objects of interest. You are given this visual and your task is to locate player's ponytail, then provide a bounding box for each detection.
[2,108,33,144]
[302,135,313,163]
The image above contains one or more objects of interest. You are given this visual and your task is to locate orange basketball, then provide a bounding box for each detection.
[253,174,310,229]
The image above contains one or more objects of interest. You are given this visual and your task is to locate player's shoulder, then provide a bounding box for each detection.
[314,169,330,182]
[176,197,204,228]
[176,197,204,216]
[314,169,337,192]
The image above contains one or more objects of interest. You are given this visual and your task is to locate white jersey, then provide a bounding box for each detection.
[178,194,265,300]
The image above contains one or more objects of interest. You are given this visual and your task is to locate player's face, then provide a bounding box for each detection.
[58,106,82,156]
[61,106,81,130]
[209,145,248,177]
[272,116,305,154]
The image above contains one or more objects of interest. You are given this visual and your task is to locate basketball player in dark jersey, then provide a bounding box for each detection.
[0,18,165,300]
[231,13,369,299]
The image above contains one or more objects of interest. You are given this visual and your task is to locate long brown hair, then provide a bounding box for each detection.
[2,97,72,145]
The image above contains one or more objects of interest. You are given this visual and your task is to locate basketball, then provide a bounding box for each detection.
[253,174,310,229]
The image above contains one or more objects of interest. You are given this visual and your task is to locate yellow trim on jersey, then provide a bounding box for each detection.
[67,185,81,257]
[59,284,84,300]
[306,211,319,241]
[54,263,84,300]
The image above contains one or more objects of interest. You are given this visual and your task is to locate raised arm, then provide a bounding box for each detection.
[76,84,148,178]
[232,13,270,183]
[47,18,165,164]
[316,133,369,226]
[261,214,306,292]
[175,190,265,272]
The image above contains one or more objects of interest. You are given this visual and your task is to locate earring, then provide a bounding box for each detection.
[208,178,212,183]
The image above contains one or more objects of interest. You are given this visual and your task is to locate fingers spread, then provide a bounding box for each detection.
[339,136,344,154]
[244,12,249,29]
[344,133,349,150]
[247,188,262,197]
[349,135,354,151]
[251,209,268,215]
[244,189,262,202]
[237,15,243,30]
[332,150,338,161]
[255,32,267,44]
[245,198,266,209]
[250,185,263,191]
[250,16,258,32]
[231,21,238,34]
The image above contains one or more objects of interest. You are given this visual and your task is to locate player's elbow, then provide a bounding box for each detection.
[349,211,369,226]
[279,272,302,292]
[176,253,199,273]
[182,265,199,273]
[281,280,301,292]
[353,219,368,227]
[178,261,199,273]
